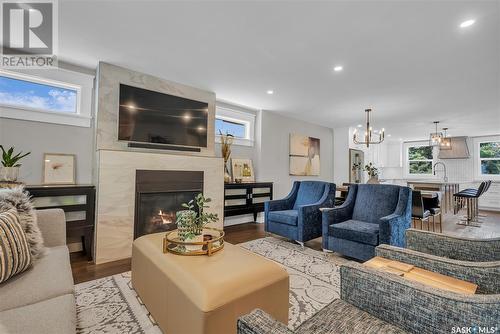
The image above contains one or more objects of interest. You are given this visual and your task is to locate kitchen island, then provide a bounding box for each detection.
[407,181,460,213]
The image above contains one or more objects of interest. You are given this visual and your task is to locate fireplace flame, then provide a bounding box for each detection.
[158,210,175,225]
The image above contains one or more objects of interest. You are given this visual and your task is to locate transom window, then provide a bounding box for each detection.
[0,73,79,114]
[0,69,93,127]
[479,141,500,176]
[407,145,433,175]
[215,118,247,138]
[215,103,256,146]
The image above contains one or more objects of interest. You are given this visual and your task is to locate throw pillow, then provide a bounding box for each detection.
[0,209,32,283]
[0,187,45,259]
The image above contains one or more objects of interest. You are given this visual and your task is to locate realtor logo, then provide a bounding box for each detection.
[1,0,58,68]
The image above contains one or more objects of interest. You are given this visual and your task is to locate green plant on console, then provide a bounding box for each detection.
[364,162,379,177]
[0,145,31,167]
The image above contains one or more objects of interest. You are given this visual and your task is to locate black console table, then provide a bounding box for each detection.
[26,185,95,261]
[224,182,273,222]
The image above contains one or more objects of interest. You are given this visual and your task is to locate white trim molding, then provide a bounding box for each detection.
[0,68,94,127]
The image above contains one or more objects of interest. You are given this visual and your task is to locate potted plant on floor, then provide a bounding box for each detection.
[364,162,379,184]
[179,193,219,251]
[0,145,31,182]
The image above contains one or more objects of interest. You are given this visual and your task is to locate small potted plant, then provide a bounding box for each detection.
[180,193,219,251]
[0,145,30,182]
[364,162,379,184]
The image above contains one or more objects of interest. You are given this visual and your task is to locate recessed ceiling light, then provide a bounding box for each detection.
[266,90,274,95]
[460,19,475,28]
[387,134,392,137]
[357,124,362,128]
[333,66,343,72]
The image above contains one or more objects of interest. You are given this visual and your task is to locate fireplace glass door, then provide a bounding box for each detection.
[135,191,200,238]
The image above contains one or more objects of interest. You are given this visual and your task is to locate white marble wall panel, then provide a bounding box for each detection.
[95,62,216,157]
[95,149,223,264]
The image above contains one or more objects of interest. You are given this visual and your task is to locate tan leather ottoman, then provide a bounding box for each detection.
[131,233,289,334]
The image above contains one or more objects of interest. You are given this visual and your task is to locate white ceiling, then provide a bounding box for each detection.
[59,0,500,140]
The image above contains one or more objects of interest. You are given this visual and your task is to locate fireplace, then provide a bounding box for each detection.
[134,170,203,239]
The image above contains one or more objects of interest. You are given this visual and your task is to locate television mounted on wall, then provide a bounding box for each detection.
[118,84,208,149]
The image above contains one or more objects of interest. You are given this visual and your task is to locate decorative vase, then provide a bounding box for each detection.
[184,234,204,251]
[367,175,380,184]
[0,167,20,182]
[176,210,196,241]
[224,162,231,183]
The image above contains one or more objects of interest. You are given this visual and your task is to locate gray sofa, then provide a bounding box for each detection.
[238,229,500,334]
[0,209,76,334]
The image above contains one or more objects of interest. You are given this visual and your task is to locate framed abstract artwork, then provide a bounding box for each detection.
[43,153,76,184]
[289,134,320,176]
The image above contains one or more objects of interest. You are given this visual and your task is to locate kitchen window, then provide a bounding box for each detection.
[407,145,434,175]
[215,102,256,146]
[478,141,500,176]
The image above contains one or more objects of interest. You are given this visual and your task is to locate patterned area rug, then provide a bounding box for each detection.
[75,237,349,333]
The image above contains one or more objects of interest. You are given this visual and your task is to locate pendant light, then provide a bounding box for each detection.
[429,121,443,147]
[440,127,452,150]
[352,108,385,148]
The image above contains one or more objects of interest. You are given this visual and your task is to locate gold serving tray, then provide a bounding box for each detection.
[162,227,225,256]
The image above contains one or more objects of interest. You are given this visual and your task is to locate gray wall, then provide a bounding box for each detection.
[333,126,350,185]
[0,118,94,184]
[258,111,334,199]
[214,143,256,161]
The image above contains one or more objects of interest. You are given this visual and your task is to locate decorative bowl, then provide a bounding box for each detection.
[162,227,224,256]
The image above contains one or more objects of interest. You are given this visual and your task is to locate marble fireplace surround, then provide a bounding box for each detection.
[94,62,222,264]
[95,62,216,157]
[95,149,224,264]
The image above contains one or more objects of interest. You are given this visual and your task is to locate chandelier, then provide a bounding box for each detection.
[353,108,385,148]
[440,127,452,150]
[429,121,443,147]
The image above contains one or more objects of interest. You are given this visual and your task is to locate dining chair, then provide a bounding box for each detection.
[412,190,431,230]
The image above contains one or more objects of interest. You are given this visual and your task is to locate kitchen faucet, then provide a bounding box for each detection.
[433,162,448,182]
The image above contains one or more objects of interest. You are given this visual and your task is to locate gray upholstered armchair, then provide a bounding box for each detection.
[237,231,500,334]
[264,181,336,246]
[376,229,500,294]
[322,184,412,261]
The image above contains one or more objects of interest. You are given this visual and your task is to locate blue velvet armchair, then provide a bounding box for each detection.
[322,184,412,261]
[265,181,336,245]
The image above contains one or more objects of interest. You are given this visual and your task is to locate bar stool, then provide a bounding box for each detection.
[453,181,491,227]
[423,195,442,233]
[457,180,491,221]
[412,190,431,230]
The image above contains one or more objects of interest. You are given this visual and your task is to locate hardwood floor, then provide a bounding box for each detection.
[71,252,131,284]
[418,209,500,239]
[72,209,500,284]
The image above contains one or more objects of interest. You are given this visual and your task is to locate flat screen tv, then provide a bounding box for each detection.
[118,84,208,148]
